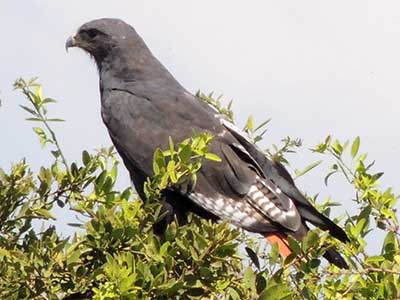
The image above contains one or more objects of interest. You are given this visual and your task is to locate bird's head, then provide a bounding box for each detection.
[66,18,178,84]
[66,18,146,67]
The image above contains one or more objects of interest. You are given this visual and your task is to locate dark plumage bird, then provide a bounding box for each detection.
[66,18,349,268]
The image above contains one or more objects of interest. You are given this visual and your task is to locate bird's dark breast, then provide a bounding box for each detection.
[100,87,223,196]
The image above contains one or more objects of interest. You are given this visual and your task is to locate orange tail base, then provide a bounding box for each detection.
[266,233,292,257]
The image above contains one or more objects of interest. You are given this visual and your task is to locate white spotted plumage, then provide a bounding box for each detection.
[190,175,301,232]
[191,192,260,228]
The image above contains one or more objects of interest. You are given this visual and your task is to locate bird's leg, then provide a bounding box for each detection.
[153,192,189,238]
[153,200,175,236]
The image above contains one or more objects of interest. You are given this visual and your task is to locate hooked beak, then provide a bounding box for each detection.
[65,35,77,52]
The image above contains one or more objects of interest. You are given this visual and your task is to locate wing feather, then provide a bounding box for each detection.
[220,119,349,242]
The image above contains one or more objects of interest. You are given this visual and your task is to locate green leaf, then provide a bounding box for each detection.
[36,85,43,100]
[168,136,175,156]
[167,159,176,173]
[0,248,11,259]
[351,136,360,159]
[33,127,45,136]
[25,117,42,121]
[309,258,321,269]
[254,118,271,132]
[179,144,192,162]
[259,283,292,300]
[228,287,240,300]
[332,140,343,156]
[365,255,385,264]
[287,236,302,255]
[153,148,165,175]
[243,267,256,291]
[302,230,320,251]
[33,127,48,147]
[352,218,367,237]
[19,104,38,116]
[256,273,267,294]
[36,209,56,220]
[51,150,60,158]
[67,249,81,265]
[110,162,118,182]
[45,118,65,122]
[82,150,90,165]
[160,241,170,256]
[383,232,398,255]
[71,162,80,178]
[204,152,222,162]
[160,172,170,188]
[245,115,254,132]
[245,247,260,270]
[294,160,322,179]
[42,97,57,104]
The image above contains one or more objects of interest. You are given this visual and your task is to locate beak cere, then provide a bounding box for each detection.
[65,35,77,52]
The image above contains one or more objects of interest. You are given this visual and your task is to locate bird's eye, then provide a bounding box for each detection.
[85,29,99,39]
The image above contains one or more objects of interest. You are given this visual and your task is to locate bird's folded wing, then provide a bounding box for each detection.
[219,119,349,243]
[191,137,302,233]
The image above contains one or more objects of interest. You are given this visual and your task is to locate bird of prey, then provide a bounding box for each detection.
[66,18,349,268]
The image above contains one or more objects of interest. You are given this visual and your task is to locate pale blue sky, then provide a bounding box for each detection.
[1,1,399,244]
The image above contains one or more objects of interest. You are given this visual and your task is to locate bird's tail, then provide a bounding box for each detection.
[323,247,349,269]
[297,205,350,244]
[265,233,348,269]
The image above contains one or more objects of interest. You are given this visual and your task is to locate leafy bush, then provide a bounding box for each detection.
[0,79,398,300]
